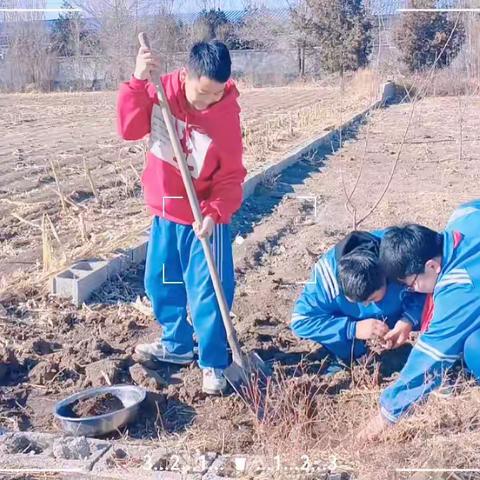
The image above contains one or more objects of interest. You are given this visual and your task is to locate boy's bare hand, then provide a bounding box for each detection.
[357,412,391,442]
[134,46,160,81]
[193,216,215,239]
[355,318,389,340]
[383,319,412,349]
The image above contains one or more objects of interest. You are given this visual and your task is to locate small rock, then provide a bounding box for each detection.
[0,346,17,365]
[52,436,91,460]
[85,359,121,387]
[234,235,245,245]
[106,447,129,467]
[63,378,75,389]
[28,360,59,384]
[129,363,166,390]
[252,314,271,326]
[85,311,102,323]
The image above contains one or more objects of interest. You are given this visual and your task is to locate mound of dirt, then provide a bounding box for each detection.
[70,393,124,418]
[28,359,59,384]
[129,363,166,390]
[29,338,56,356]
[84,359,121,387]
[92,338,114,355]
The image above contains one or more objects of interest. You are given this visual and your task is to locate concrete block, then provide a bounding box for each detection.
[50,269,78,299]
[130,235,149,264]
[70,260,109,306]
[381,80,397,105]
[107,250,131,277]
[0,431,111,474]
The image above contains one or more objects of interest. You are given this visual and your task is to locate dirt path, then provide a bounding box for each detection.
[1,96,480,479]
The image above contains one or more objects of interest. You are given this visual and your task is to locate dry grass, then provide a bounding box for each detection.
[190,360,480,480]
[241,74,377,172]
[400,68,480,98]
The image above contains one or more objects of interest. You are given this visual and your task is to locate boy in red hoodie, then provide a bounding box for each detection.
[117,40,246,394]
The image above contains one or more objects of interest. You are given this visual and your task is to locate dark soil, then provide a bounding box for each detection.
[69,393,124,418]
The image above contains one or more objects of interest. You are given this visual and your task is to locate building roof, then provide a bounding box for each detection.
[175,7,291,25]
[366,0,462,16]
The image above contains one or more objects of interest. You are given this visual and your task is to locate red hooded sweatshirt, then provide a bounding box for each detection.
[117,70,246,225]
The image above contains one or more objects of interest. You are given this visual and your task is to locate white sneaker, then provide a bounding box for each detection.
[135,341,194,365]
[202,368,227,395]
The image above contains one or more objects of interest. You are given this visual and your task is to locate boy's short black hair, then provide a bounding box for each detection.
[187,40,231,83]
[379,224,443,280]
[338,250,385,302]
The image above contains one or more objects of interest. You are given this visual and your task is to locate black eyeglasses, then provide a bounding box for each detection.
[406,273,419,291]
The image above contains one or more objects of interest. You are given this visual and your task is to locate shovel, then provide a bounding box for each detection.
[137,32,271,417]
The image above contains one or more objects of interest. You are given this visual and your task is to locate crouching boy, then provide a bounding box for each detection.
[291,230,425,369]
[360,199,480,439]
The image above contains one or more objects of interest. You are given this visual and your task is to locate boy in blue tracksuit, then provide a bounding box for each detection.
[291,230,425,366]
[359,199,480,440]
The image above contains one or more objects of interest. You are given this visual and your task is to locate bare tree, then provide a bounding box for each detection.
[71,1,149,86]
[459,2,480,84]
[70,0,192,85]
[237,2,291,51]
[0,0,56,91]
[288,0,315,76]
[147,0,188,72]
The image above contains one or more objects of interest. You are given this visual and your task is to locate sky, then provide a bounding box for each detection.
[38,0,291,19]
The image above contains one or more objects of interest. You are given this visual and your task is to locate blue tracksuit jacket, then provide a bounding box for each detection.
[380,199,480,423]
[291,229,425,362]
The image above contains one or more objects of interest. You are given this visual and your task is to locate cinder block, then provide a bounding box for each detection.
[50,269,78,299]
[129,235,149,264]
[382,80,396,105]
[0,432,111,474]
[70,260,109,307]
[108,250,131,277]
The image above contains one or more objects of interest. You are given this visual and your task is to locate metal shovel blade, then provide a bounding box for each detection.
[224,351,271,419]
